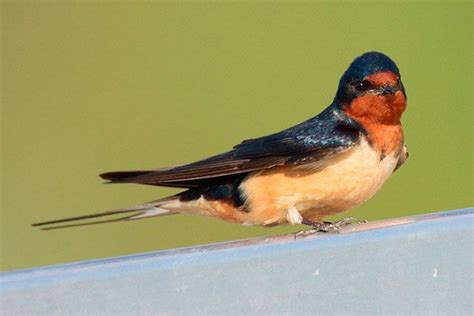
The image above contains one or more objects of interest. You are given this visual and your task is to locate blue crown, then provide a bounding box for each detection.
[342,51,400,81]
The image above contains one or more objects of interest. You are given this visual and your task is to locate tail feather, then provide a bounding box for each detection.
[100,170,156,182]
[32,199,177,230]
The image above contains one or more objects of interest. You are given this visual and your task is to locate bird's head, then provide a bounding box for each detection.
[334,52,407,125]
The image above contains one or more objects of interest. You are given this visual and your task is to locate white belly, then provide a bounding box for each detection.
[241,137,400,224]
[295,138,398,213]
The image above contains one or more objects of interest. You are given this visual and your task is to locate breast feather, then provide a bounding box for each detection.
[240,137,398,224]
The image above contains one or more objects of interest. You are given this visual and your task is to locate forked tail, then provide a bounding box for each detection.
[31,198,178,230]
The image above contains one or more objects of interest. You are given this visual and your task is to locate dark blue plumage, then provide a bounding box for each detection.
[233,105,362,161]
[340,52,400,82]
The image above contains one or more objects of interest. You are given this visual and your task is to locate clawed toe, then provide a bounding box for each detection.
[333,217,368,227]
[295,229,319,239]
[295,217,368,238]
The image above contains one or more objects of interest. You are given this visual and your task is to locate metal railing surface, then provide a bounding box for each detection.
[1,207,473,315]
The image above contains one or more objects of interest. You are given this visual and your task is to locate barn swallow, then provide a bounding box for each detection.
[33,51,408,230]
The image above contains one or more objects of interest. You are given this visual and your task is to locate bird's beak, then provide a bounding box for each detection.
[377,85,398,95]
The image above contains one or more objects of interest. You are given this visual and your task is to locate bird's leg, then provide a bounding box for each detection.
[287,207,327,238]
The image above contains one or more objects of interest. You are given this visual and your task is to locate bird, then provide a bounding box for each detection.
[33,51,408,231]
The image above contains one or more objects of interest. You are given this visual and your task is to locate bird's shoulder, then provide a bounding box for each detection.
[233,106,363,161]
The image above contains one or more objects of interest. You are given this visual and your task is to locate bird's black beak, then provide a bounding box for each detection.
[378,85,398,95]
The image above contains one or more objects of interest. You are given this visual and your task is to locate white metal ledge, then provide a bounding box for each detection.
[1,208,473,315]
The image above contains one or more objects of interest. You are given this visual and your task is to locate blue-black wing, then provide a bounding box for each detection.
[100,107,362,187]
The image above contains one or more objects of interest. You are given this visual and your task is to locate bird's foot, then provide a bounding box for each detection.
[294,220,334,239]
[295,217,368,239]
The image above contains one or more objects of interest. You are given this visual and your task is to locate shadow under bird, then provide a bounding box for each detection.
[33,51,408,231]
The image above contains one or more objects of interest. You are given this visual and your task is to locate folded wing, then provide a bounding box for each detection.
[100,110,362,188]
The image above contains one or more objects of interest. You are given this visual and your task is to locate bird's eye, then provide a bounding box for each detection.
[354,80,372,92]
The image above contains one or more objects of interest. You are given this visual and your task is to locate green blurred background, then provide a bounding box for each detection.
[1,1,472,271]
